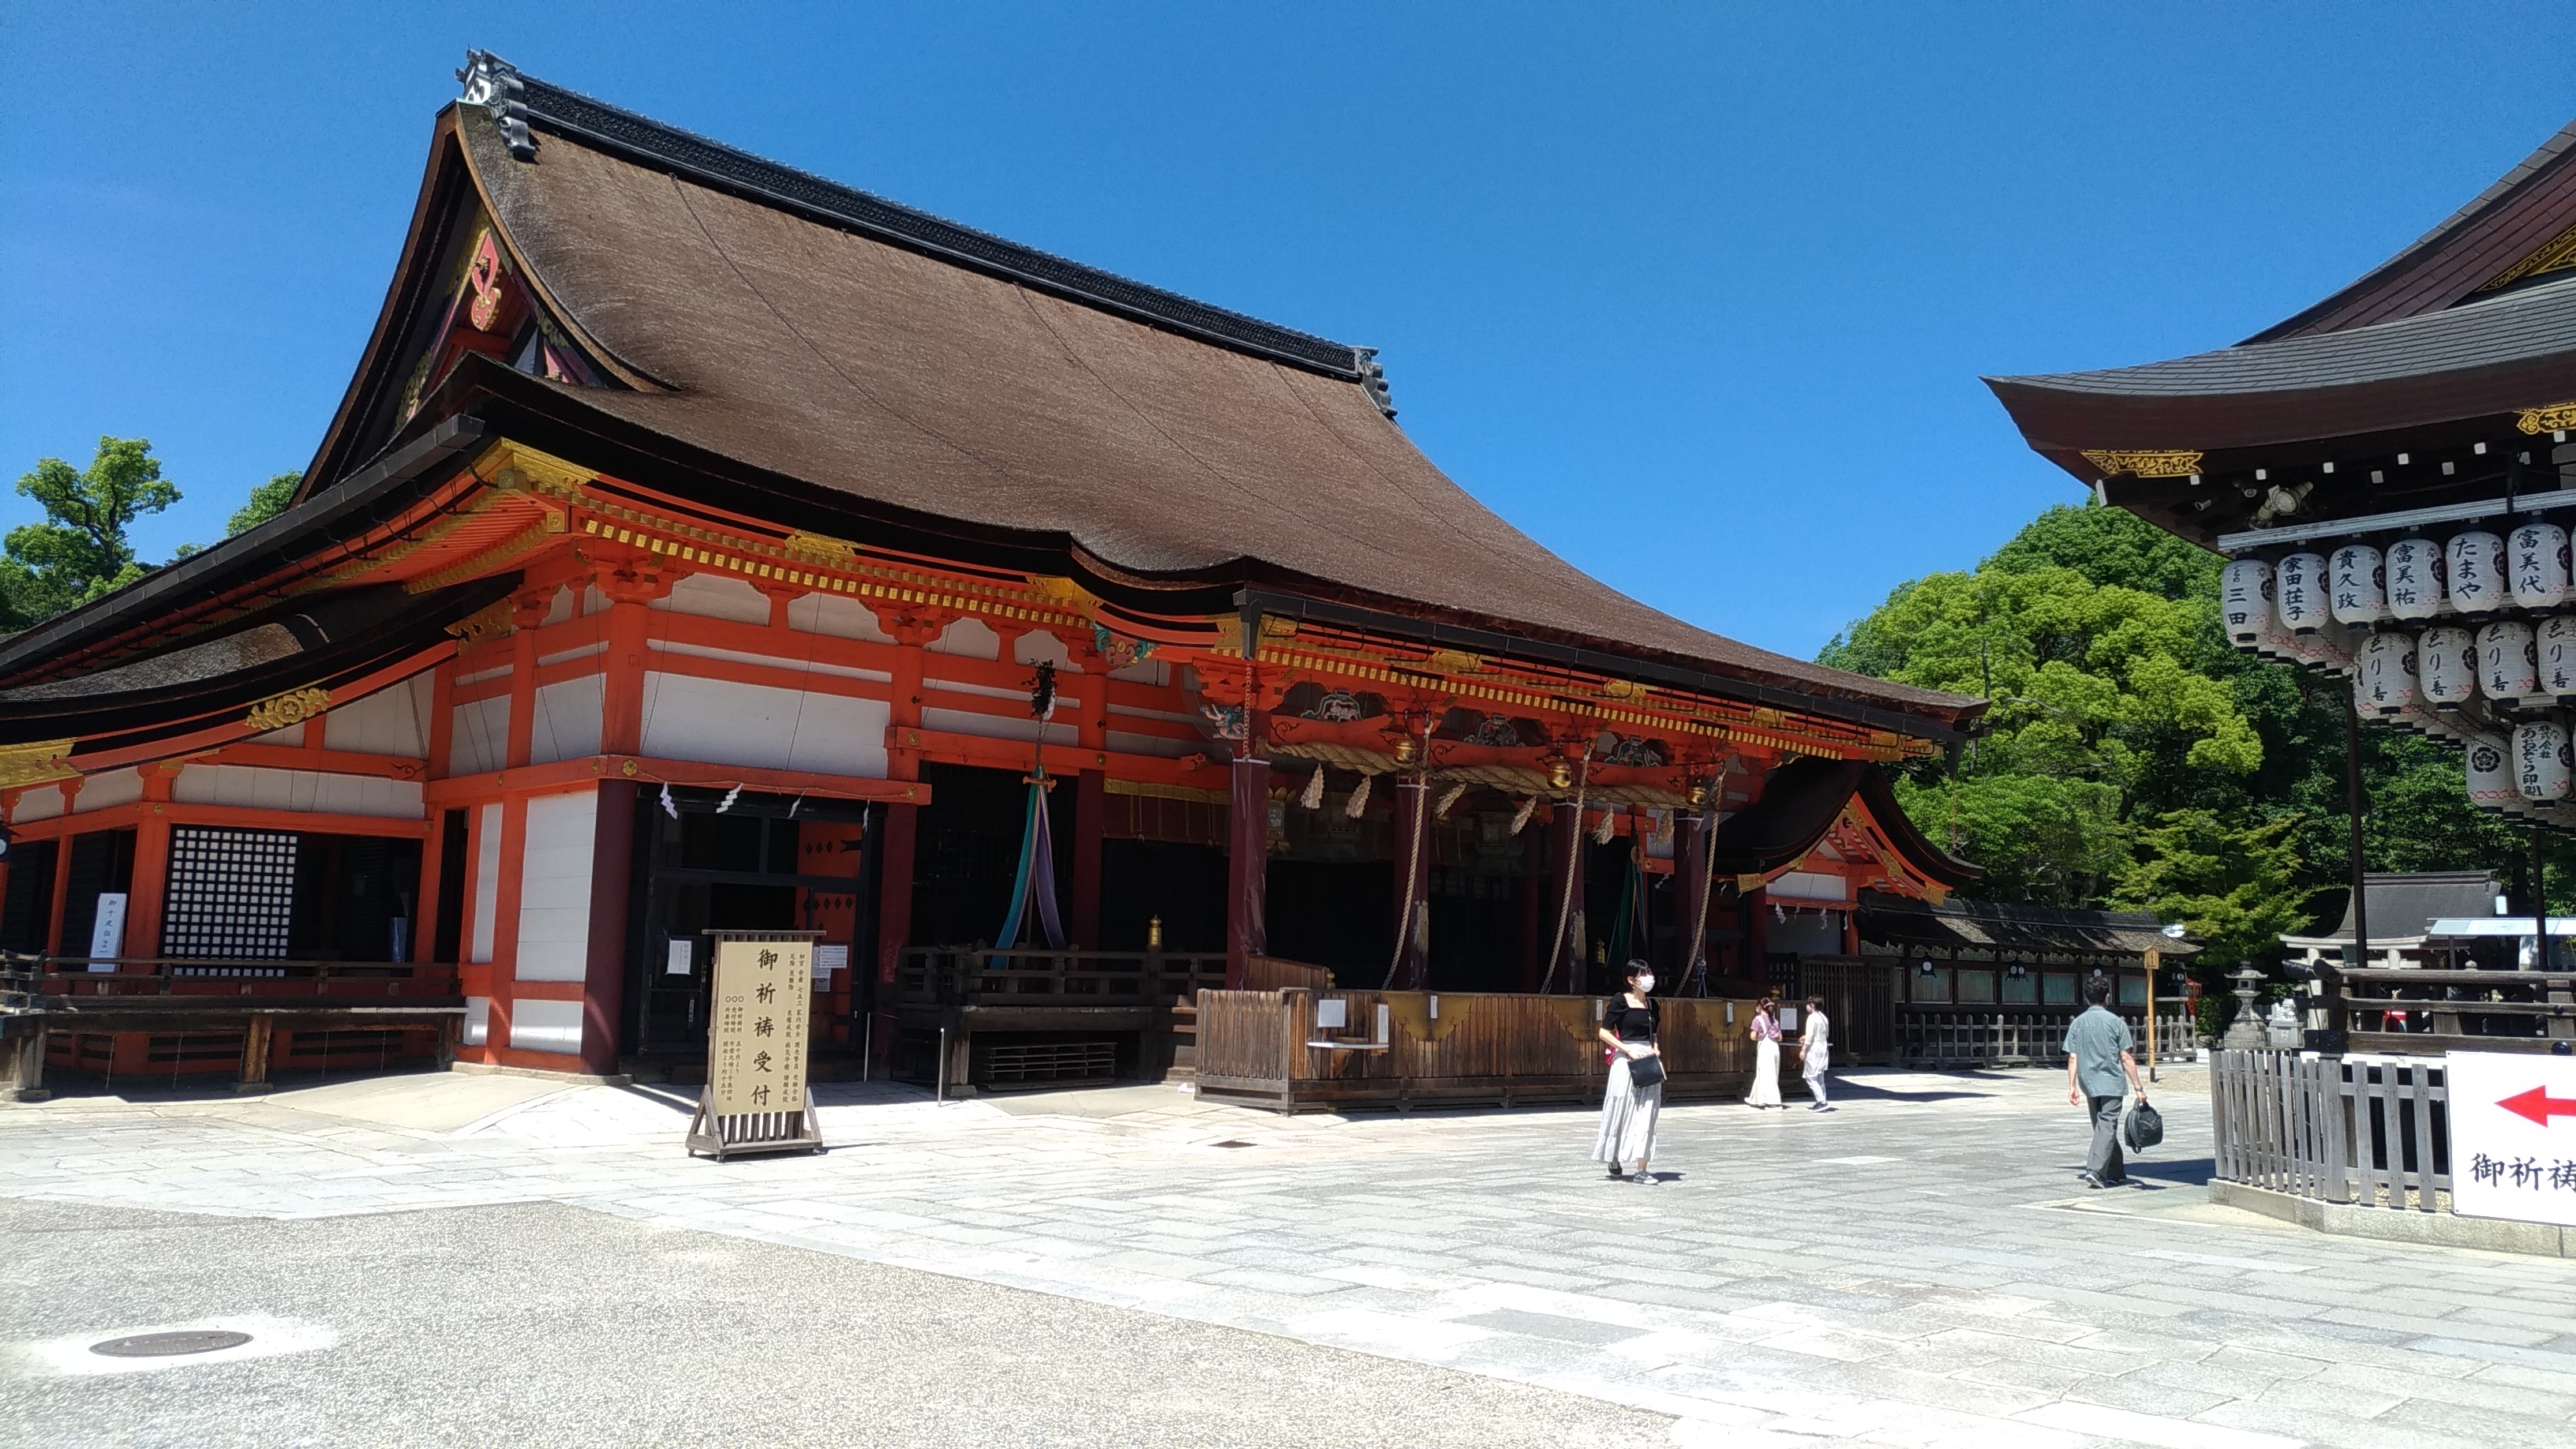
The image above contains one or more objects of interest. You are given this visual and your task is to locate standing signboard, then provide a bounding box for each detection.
[2447,1050,2576,1227]
[686,930,826,1160]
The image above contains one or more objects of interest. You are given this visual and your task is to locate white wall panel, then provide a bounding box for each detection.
[650,572,769,625]
[923,706,1076,748]
[1012,630,1080,671]
[1105,729,1193,758]
[10,785,65,823]
[450,695,510,777]
[653,638,889,683]
[788,592,894,642]
[470,801,502,964]
[462,995,491,1046]
[639,672,888,777]
[928,616,999,659]
[71,767,143,814]
[171,766,424,818]
[530,676,605,766]
[324,673,433,758]
[514,789,598,983]
[507,997,584,1055]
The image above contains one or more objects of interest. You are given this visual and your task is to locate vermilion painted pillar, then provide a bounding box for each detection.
[1224,754,1269,987]
[874,614,934,988]
[122,765,179,961]
[1072,769,1104,950]
[43,782,77,954]
[581,781,635,1075]
[598,589,653,756]
[504,591,548,770]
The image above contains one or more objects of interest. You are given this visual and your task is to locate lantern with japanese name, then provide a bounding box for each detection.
[2511,521,2573,609]
[2542,615,2576,700]
[2327,544,2385,625]
[2419,625,2478,705]
[2481,620,2540,701]
[2221,556,2274,647]
[2518,717,2574,801]
[2383,536,2447,620]
[2275,552,2327,633]
[2447,530,2507,614]
[2354,631,2416,716]
[2467,736,2518,808]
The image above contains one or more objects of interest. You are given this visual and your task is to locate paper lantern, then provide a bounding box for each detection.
[2543,615,2576,700]
[2518,717,2574,801]
[2481,620,2540,701]
[2220,556,2274,647]
[2418,625,2478,705]
[2328,544,2386,625]
[2513,522,2573,609]
[2383,536,2447,620]
[2275,552,2327,632]
[2289,620,2357,675]
[2467,735,2518,808]
[2354,631,2417,716]
[2447,530,2507,614]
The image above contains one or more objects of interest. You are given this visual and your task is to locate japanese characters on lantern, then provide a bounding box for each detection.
[2355,629,2417,717]
[2383,536,2447,620]
[2518,717,2574,802]
[2420,624,2478,706]
[2448,530,2507,615]
[2275,551,2327,632]
[2511,521,2573,610]
[2481,619,2540,702]
[2222,556,2274,646]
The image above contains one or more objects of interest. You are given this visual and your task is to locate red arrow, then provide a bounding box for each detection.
[2499,1085,2576,1126]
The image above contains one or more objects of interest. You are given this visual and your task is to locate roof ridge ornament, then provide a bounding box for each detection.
[458,50,538,161]
[1356,348,1396,419]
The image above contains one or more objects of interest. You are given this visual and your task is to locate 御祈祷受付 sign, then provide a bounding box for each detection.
[2447,1050,2576,1228]
[708,938,811,1118]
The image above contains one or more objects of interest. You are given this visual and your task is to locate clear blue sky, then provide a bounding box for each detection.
[6,4,2574,658]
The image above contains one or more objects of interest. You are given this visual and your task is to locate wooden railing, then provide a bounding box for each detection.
[893,946,1228,1009]
[2211,1049,2450,1211]
[1,953,458,1009]
[1899,1009,2195,1068]
[1193,988,1762,1110]
[2307,964,2576,1054]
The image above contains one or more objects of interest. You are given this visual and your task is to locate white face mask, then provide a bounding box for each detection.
[1634,975,1656,992]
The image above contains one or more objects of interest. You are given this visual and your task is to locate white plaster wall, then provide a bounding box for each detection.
[1109,657,1170,686]
[324,673,433,758]
[70,767,143,814]
[530,675,605,766]
[470,801,502,964]
[788,592,895,642]
[1105,729,1193,758]
[1769,870,1851,904]
[462,995,491,1046]
[10,786,65,823]
[639,672,888,777]
[651,572,770,626]
[540,584,575,626]
[450,695,510,777]
[172,765,424,819]
[514,789,597,983]
[653,638,889,684]
[508,997,584,1055]
[927,616,999,659]
[1013,629,1080,671]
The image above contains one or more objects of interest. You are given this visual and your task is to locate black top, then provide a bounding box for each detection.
[1606,998,1660,1044]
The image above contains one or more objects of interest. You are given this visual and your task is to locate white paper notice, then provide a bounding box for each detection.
[88,893,127,968]
[2449,1050,2576,1227]
[813,944,848,987]
[666,938,694,976]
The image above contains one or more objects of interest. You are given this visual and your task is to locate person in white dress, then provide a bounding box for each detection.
[1746,995,1784,1109]
[1592,961,1664,1182]
[1800,995,1833,1111]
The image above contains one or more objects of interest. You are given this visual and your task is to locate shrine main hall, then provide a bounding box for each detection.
[0,56,1986,1093]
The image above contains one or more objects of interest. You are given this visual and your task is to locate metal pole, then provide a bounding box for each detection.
[2343,689,2370,973]
[2535,824,2549,972]
[2144,945,2160,1084]
[936,1025,948,1104]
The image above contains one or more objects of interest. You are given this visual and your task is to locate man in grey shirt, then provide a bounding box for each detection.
[2063,975,2145,1188]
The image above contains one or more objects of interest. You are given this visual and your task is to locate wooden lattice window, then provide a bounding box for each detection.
[161,826,298,959]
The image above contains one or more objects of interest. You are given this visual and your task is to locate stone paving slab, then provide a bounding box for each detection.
[4,1065,2574,1447]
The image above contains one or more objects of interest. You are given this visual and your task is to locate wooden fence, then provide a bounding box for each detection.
[893,947,1227,1007]
[1193,988,1765,1111]
[2308,964,2576,1054]
[2210,1049,2450,1211]
[1900,1009,2196,1069]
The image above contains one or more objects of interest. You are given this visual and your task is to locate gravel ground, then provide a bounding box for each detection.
[0,1196,1672,1449]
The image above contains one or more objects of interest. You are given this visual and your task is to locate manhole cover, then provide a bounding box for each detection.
[89,1330,252,1358]
[1211,1139,1256,1148]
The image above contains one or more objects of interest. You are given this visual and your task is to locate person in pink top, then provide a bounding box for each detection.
[1745,995,1784,1109]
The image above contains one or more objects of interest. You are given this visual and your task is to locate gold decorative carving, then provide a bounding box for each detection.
[0,738,79,791]
[784,530,860,564]
[2080,448,2203,478]
[1425,648,1485,674]
[244,687,331,732]
[2479,221,2576,294]
[444,599,517,646]
[474,440,593,498]
[2516,401,2576,436]
[1259,616,1300,640]
[1601,679,1646,701]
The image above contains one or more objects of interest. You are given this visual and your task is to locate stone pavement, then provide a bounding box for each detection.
[6,1065,2576,1448]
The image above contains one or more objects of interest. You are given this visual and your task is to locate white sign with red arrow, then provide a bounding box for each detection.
[2447,1050,2576,1227]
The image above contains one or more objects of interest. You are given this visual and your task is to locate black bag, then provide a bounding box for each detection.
[1627,1053,1666,1090]
[2123,1098,2164,1152]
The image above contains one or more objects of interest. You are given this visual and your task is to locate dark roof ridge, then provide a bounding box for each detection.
[455,51,1391,403]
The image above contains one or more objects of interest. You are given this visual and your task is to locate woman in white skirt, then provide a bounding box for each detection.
[1746,995,1784,1109]
[1593,960,1664,1182]
[1800,994,1833,1111]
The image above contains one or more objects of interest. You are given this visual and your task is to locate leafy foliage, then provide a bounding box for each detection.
[3,437,180,629]
[228,471,301,536]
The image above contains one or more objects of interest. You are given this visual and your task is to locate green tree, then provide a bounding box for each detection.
[2112,809,2311,969]
[227,470,300,536]
[3,437,180,627]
